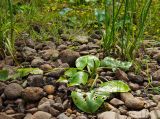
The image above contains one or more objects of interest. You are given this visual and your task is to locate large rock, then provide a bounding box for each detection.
[127,109,149,119]
[150,110,160,119]
[4,83,23,99]
[120,93,144,110]
[33,111,51,119]
[27,75,44,87]
[152,69,160,80]
[98,111,127,119]
[22,87,44,101]
[59,49,80,66]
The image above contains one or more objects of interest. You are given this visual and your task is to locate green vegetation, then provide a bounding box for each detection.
[58,55,131,113]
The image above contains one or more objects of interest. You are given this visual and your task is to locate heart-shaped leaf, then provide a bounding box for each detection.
[0,70,9,81]
[96,80,130,94]
[68,71,88,86]
[101,57,132,71]
[71,90,110,113]
[76,55,100,71]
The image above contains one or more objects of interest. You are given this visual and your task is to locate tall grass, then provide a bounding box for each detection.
[0,0,15,58]
[102,0,152,60]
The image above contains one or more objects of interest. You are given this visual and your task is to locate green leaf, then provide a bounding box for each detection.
[101,57,132,71]
[57,76,68,83]
[13,68,43,79]
[65,68,77,77]
[68,71,88,86]
[96,80,130,94]
[76,55,100,71]
[0,70,9,81]
[71,90,109,113]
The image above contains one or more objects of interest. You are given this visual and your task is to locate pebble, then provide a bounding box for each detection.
[128,82,140,91]
[98,111,127,119]
[33,111,52,119]
[40,64,52,71]
[150,110,160,119]
[4,83,23,99]
[128,72,144,84]
[27,75,44,87]
[115,69,129,81]
[0,113,14,119]
[0,82,6,94]
[144,100,157,109]
[110,98,124,107]
[120,93,144,110]
[127,109,150,119]
[59,49,80,66]
[43,85,55,94]
[22,87,44,101]
[152,69,160,80]
[57,113,70,119]
[31,57,44,67]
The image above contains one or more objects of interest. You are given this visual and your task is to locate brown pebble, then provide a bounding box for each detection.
[66,108,73,114]
[44,85,55,94]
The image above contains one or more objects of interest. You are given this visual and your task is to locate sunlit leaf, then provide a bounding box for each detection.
[71,90,109,113]
[101,57,132,71]
[68,71,88,86]
[96,80,130,94]
[65,68,77,77]
[57,76,68,83]
[76,55,100,71]
[13,68,43,79]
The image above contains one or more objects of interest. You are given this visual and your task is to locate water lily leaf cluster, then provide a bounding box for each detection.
[58,55,131,113]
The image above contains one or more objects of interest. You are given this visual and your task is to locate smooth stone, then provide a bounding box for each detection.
[152,69,160,80]
[116,69,129,81]
[22,87,44,101]
[33,111,52,119]
[127,109,149,119]
[144,100,157,109]
[150,110,160,119]
[120,93,144,110]
[4,83,23,99]
[0,113,14,119]
[57,113,71,119]
[110,98,124,107]
[98,111,127,119]
[27,75,44,87]
[59,49,80,66]
[31,57,44,67]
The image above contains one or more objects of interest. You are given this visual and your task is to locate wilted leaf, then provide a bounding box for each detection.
[101,57,132,71]
[71,90,109,113]
[0,70,9,81]
[96,80,130,94]
[68,71,88,86]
